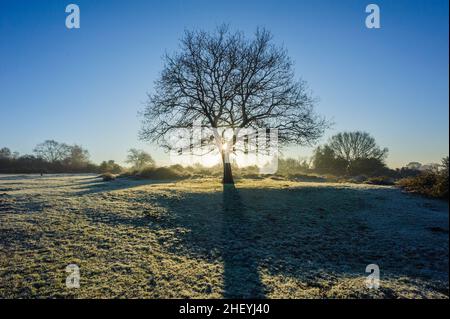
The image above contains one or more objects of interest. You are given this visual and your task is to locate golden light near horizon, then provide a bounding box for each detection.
[221,142,228,151]
[167,126,279,173]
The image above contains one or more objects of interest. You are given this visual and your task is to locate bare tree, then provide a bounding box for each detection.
[406,162,422,171]
[66,145,90,168]
[140,26,327,184]
[0,147,11,159]
[328,131,388,162]
[126,148,155,170]
[33,140,71,163]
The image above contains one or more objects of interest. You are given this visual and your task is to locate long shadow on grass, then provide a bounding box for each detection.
[78,184,449,298]
[74,177,181,195]
[221,184,265,298]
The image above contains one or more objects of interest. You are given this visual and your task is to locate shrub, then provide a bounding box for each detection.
[269,175,286,181]
[237,165,260,176]
[190,173,208,179]
[395,167,422,179]
[168,164,184,171]
[398,169,448,200]
[240,173,263,179]
[348,158,388,177]
[287,174,326,182]
[344,175,367,183]
[365,176,395,185]
[117,169,138,178]
[137,166,187,180]
[101,173,116,181]
[98,160,123,174]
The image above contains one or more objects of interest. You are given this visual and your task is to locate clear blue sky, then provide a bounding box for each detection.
[0,0,448,168]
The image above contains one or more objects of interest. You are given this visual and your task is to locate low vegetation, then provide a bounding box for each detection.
[0,175,448,298]
[0,142,123,174]
[365,176,396,186]
[1,136,448,202]
[127,166,188,180]
[101,173,116,181]
[398,157,449,200]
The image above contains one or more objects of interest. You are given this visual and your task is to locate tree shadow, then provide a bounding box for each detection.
[221,184,265,298]
[74,178,181,195]
[76,183,449,298]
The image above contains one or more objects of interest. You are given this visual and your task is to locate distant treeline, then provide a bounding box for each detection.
[0,140,122,174]
[2,135,446,200]
[0,132,446,180]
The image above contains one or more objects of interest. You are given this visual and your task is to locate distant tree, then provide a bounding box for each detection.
[66,145,90,168]
[396,165,422,179]
[406,162,422,170]
[421,163,441,173]
[300,159,311,171]
[348,157,387,176]
[278,157,311,175]
[140,25,327,184]
[0,147,11,159]
[313,132,388,176]
[1,143,95,174]
[33,140,71,163]
[328,131,388,163]
[126,149,155,170]
[312,145,347,175]
[99,160,122,174]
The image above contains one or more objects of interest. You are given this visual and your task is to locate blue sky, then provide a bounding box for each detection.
[0,0,448,168]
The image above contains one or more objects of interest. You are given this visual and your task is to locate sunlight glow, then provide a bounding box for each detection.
[221,142,228,150]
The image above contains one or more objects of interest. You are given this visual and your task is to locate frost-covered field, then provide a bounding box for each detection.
[0,174,448,298]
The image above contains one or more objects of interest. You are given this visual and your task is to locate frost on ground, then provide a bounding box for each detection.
[0,174,448,298]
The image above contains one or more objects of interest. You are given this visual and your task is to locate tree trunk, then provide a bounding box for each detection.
[222,150,234,184]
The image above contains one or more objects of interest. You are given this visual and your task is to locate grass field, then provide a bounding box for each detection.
[0,174,448,298]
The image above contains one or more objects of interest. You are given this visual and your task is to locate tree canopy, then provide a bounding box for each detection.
[313,131,388,176]
[126,148,155,170]
[328,131,388,163]
[140,26,327,183]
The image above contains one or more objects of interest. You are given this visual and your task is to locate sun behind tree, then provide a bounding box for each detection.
[140,25,327,184]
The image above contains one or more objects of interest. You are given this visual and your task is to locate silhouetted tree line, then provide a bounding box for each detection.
[312,131,390,176]
[1,133,444,183]
[0,140,123,174]
[309,131,445,180]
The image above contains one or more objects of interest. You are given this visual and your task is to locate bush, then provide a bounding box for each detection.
[344,175,367,183]
[287,174,326,182]
[101,173,116,181]
[240,173,264,179]
[117,169,139,178]
[137,166,187,180]
[348,158,388,177]
[365,176,395,186]
[398,170,448,200]
[98,160,123,174]
[269,175,286,181]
